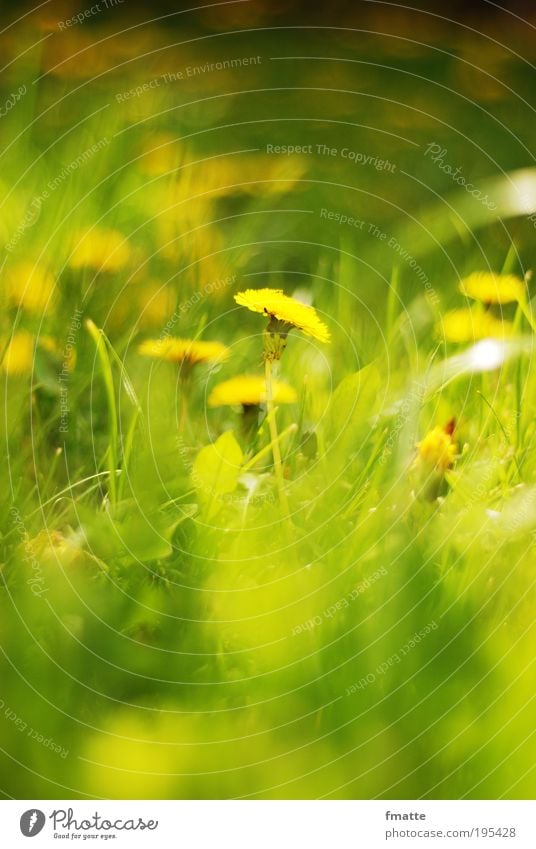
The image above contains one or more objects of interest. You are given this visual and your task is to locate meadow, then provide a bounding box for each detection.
[0,1,535,799]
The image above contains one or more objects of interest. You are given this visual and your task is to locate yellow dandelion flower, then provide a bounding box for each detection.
[138,337,229,366]
[459,271,525,304]
[208,374,297,407]
[417,423,457,472]
[439,308,513,343]
[2,331,34,375]
[5,262,56,314]
[234,289,324,510]
[69,228,131,273]
[235,288,330,343]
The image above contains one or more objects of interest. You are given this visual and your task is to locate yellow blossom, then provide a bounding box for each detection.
[5,262,56,314]
[69,228,131,272]
[1,331,34,375]
[459,272,525,304]
[138,337,229,366]
[234,288,330,343]
[439,308,512,343]
[417,424,457,472]
[208,374,297,407]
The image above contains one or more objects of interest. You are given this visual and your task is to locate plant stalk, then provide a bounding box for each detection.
[264,358,290,517]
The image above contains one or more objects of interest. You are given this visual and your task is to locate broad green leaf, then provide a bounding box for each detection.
[192,430,244,500]
[325,362,382,441]
[82,503,197,564]
[117,508,191,563]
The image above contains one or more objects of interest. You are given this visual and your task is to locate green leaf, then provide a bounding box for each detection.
[82,503,197,565]
[325,363,382,441]
[117,509,185,563]
[192,430,243,501]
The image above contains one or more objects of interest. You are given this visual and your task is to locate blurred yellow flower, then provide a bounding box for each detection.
[138,337,229,366]
[2,331,34,375]
[69,228,131,273]
[5,262,56,314]
[234,288,330,343]
[138,133,183,176]
[208,374,297,407]
[108,280,176,331]
[417,423,457,472]
[238,155,307,197]
[39,335,77,371]
[25,529,86,570]
[135,282,177,329]
[459,272,525,304]
[154,179,223,275]
[439,308,512,343]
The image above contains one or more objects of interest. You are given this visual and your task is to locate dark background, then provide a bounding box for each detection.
[1,0,535,24]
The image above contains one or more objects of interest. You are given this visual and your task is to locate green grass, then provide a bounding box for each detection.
[0,7,535,800]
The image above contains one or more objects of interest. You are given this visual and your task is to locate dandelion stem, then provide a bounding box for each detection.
[264,358,290,517]
[242,422,297,472]
[179,387,188,434]
[178,370,192,436]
